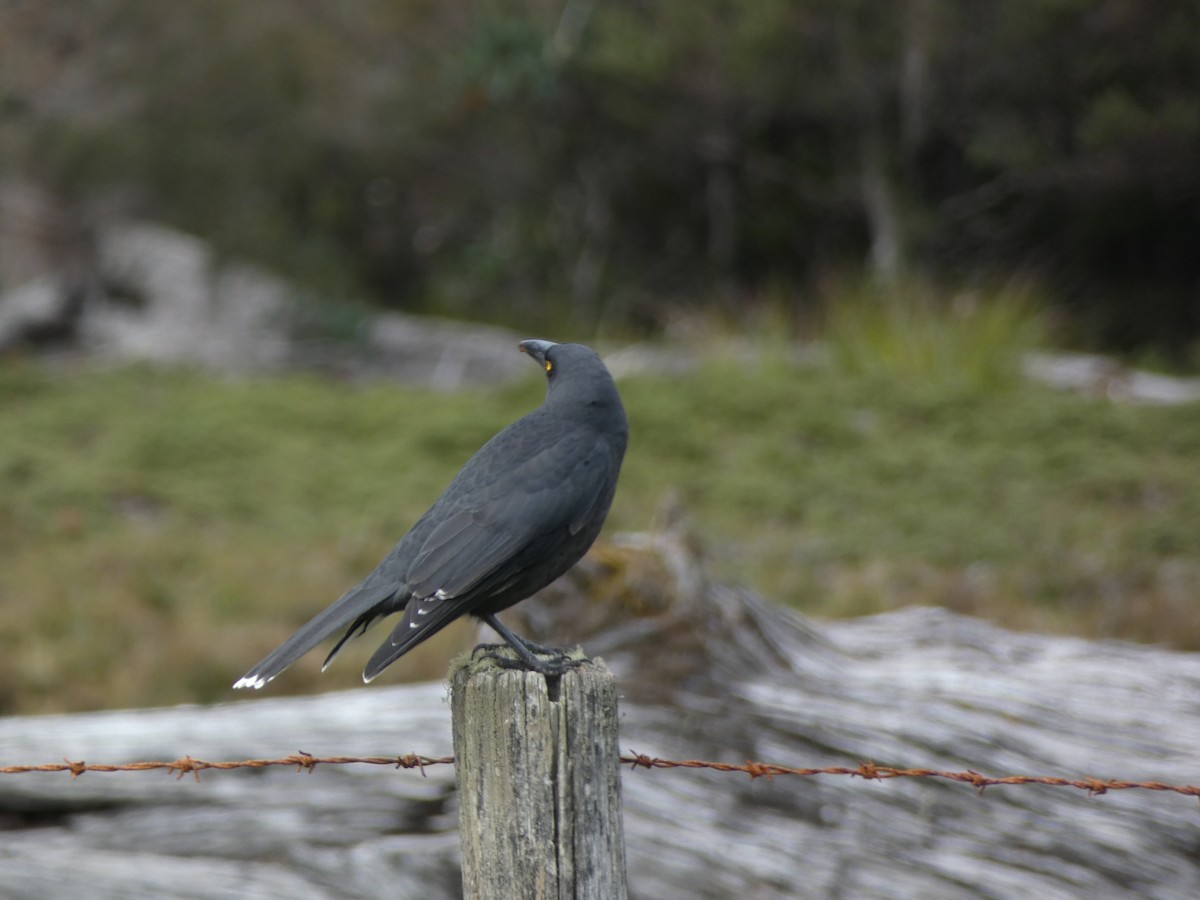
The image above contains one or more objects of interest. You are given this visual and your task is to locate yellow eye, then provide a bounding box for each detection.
[545,360,553,372]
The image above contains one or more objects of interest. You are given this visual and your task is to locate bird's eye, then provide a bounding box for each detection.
[545,360,554,373]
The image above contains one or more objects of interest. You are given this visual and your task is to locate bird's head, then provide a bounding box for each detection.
[518,339,558,374]
[519,339,628,432]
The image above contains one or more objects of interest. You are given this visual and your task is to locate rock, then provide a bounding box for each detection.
[83,222,290,372]
[1023,351,1200,405]
[0,277,84,351]
[0,217,539,385]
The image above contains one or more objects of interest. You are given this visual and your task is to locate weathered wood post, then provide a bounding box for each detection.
[450,653,627,899]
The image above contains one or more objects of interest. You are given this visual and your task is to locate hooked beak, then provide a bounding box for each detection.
[518,339,557,366]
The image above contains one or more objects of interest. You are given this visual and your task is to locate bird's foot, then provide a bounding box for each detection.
[470,641,505,660]
[518,638,579,657]
[473,636,587,674]
[483,648,587,678]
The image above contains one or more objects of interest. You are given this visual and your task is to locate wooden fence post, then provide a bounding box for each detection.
[451,654,627,900]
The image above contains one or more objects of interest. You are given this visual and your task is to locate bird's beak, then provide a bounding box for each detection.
[519,339,557,366]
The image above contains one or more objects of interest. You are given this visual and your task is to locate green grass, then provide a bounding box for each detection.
[823,275,1051,392]
[2,344,1199,714]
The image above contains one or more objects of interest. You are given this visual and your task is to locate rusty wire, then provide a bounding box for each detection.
[1,751,1198,799]
[620,753,1200,799]
[0,753,453,781]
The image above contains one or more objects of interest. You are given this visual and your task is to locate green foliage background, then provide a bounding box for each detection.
[3,1,1199,358]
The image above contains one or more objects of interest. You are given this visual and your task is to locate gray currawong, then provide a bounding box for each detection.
[234,339,628,689]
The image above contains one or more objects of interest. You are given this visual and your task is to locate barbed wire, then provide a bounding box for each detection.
[0,753,452,781]
[1,751,1197,799]
[621,754,1200,798]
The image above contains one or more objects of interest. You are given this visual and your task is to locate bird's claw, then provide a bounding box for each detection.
[517,638,576,657]
[483,649,586,678]
[470,641,504,660]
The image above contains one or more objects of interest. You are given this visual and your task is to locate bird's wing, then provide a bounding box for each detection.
[404,507,528,599]
[568,437,624,535]
[404,431,612,599]
[359,434,617,682]
[360,588,474,682]
[355,507,536,683]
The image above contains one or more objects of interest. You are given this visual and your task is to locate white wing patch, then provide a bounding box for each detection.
[409,590,451,629]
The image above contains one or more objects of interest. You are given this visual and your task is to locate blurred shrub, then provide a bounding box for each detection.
[824,276,1049,391]
[2,1,1199,357]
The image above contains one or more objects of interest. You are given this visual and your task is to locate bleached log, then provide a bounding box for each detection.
[1,531,1199,898]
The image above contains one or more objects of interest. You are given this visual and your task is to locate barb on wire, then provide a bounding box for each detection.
[1,751,1198,799]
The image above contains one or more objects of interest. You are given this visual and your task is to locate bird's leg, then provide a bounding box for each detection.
[469,637,568,662]
[479,613,587,676]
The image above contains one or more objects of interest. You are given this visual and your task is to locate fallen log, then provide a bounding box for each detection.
[2,530,1198,898]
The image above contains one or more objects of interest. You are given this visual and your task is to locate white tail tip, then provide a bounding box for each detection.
[232,674,269,690]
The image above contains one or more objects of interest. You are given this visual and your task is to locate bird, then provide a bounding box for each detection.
[233,339,628,689]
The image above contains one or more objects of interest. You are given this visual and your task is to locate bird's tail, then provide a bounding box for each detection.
[232,584,392,690]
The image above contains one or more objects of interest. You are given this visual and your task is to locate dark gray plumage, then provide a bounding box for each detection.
[234,339,627,689]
